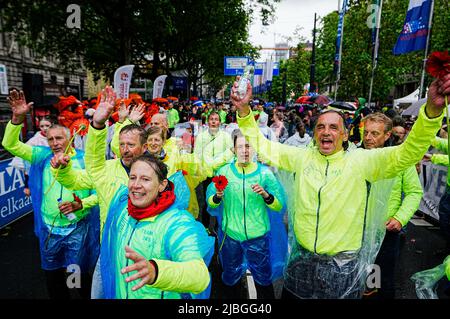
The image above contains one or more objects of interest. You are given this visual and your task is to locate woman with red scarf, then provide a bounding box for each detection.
[94,154,214,299]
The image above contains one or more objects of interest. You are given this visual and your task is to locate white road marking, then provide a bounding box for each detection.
[246,270,257,299]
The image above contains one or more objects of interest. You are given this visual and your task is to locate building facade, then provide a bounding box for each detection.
[0,19,88,160]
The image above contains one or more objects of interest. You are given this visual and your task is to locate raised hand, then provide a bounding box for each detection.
[93,86,117,128]
[121,245,157,291]
[129,103,146,123]
[230,76,252,117]
[7,89,34,124]
[118,100,130,123]
[426,73,450,118]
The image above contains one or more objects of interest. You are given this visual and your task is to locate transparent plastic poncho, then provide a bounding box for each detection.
[101,171,214,299]
[206,162,288,284]
[411,255,450,299]
[276,167,395,299]
[29,146,100,272]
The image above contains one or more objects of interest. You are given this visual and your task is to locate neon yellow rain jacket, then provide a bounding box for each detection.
[237,104,443,255]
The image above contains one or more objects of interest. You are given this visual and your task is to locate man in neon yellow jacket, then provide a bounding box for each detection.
[361,113,423,299]
[51,121,148,298]
[2,89,99,299]
[231,74,450,299]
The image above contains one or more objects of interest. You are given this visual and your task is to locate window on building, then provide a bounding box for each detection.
[50,75,57,84]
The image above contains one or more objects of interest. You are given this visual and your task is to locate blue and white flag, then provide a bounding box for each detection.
[334,0,348,75]
[393,0,432,55]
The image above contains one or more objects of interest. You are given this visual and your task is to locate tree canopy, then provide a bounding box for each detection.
[1,0,280,95]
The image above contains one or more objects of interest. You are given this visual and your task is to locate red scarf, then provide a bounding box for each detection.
[127,182,176,220]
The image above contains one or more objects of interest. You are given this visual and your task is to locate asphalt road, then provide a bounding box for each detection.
[0,212,449,299]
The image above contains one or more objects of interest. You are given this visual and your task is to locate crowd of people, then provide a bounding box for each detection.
[2,73,450,300]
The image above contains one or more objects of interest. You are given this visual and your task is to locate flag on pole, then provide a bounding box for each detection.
[113,65,134,99]
[334,0,348,75]
[393,0,432,55]
[152,75,167,99]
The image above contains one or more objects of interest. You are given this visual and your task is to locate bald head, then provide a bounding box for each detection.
[150,113,168,129]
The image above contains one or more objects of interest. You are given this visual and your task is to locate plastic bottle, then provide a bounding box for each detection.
[58,198,77,221]
[236,65,254,99]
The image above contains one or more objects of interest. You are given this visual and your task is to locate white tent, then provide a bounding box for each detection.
[393,88,427,110]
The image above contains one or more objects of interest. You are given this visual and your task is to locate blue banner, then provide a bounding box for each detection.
[334,0,348,75]
[0,159,33,229]
[253,62,279,76]
[254,62,264,76]
[172,76,187,90]
[224,56,249,76]
[393,0,432,55]
[273,62,280,76]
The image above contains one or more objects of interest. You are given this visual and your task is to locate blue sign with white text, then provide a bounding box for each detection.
[224,56,249,76]
[0,159,33,229]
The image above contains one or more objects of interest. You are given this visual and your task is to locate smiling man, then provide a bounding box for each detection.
[50,88,148,298]
[2,89,99,300]
[231,74,450,299]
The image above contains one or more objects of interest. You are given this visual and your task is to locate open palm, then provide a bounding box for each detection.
[93,86,117,126]
[7,89,33,116]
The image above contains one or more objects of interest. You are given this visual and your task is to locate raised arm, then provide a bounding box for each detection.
[231,79,305,172]
[85,86,119,205]
[362,76,450,181]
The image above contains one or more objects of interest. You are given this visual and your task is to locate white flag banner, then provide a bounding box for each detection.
[153,75,167,99]
[0,64,9,95]
[265,59,274,82]
[113,65,134,99]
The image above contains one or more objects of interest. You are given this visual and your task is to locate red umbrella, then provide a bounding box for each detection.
[189,96,199,101]
[310,95,333,106]
[167,96,179,101]
[153,97,169,103]
[295,96,312,104]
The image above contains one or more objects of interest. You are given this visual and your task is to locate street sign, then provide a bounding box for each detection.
[224,56,249,76]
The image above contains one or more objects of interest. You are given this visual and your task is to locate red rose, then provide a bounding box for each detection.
[212,175,228,192]
[425,50,450,79]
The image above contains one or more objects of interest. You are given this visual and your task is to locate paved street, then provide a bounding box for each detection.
[0,212,449,299]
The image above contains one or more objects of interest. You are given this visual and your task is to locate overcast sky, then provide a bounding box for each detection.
[249,0,339,58]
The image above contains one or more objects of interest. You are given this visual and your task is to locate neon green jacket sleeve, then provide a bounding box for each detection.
[237,112,308,173]
[85,125,120,210]
[431,154,449,166]
[445,255,450,280]
[81,194,99,210]
[150,259,209,294]
[359,105,444,182]
[387,166,423,227]
[51,163,94,190]
[1,121,33,163]
[111,119,134,158]
[431,137,448,153]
